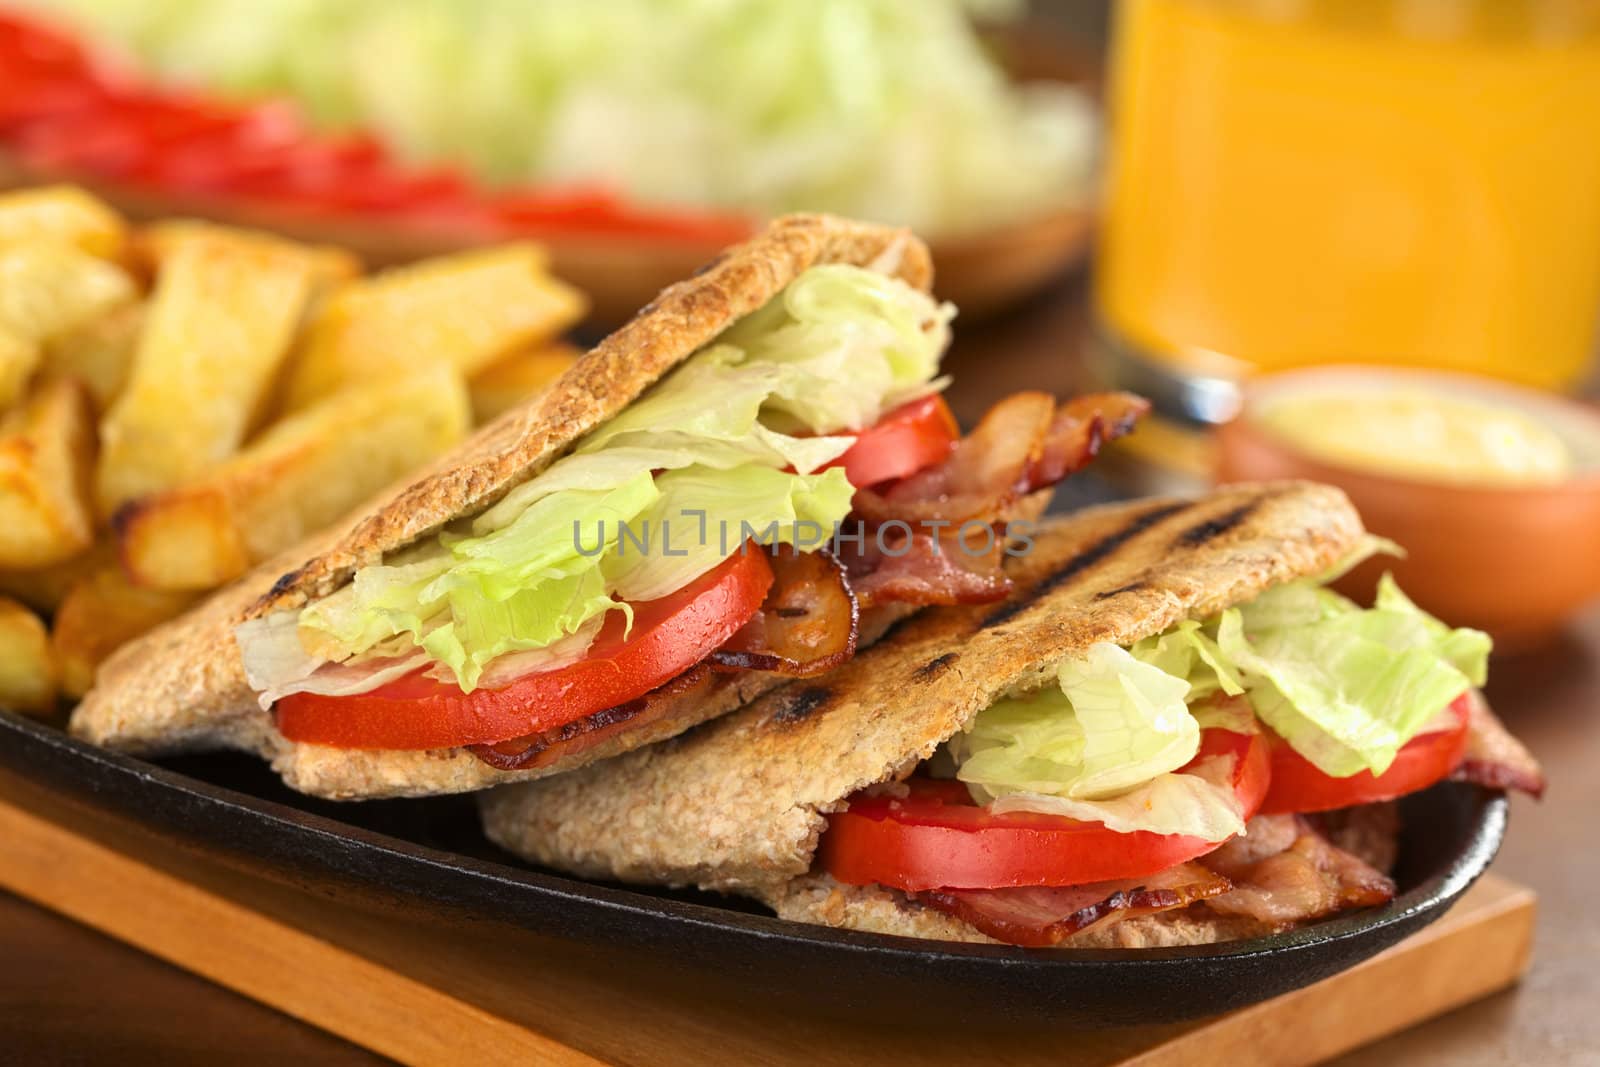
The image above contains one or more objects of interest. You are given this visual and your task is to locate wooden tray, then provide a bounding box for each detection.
[0,783,1534,1067]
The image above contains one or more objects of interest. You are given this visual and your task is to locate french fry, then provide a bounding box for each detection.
[51,564,196,699]
[41,301,145,412]
[468,342,580,423]
[116,364,470,590]
[282,243,586,409]
[0,378,95,568]
[95,224,335,514]
[0,539,113,614]
[0,242,137,407]
[138,220,360,294]
[0,185,127,259]
[0,596,57,716]
[0,329,37,415]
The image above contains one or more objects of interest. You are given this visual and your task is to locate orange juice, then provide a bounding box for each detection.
[1098,0,1600,391]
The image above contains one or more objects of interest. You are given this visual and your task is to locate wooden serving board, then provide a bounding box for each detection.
[0,790,1534,1067]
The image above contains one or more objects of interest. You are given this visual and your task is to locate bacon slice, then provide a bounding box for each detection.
[842,523,1012,609]
[851,391,1148,528]
[468,664,719,771]
[1451,690,1546,798]
[1199,814,1396,928]
[708,545,858,677]
[919,863,1231,948]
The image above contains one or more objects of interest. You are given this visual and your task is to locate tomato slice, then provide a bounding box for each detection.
[819,728,1271,892]
[275,549,774,750]
[1259,692,1471,815]
[831,395,959,489]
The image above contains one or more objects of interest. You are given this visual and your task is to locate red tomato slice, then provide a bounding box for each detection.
[275,549,775,750]
[819,728,1271,892]
[1259,692,1471,815]
[831,395,959,489]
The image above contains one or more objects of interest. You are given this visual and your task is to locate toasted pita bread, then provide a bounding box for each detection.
[69,214,933,799]
[479,481,1366,924]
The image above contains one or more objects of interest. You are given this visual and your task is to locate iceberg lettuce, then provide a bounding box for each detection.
[1216,573,1489,778]
[42,0,1097,235]
[950,643,1243,840]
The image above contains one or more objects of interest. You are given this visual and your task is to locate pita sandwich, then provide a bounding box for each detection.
[70,213,1140,800]
[482,482,1544,948]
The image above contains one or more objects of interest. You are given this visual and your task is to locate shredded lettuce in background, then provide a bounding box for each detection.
[238,264,947,696]
[37,0,1097,234]
[942,538,1491,838]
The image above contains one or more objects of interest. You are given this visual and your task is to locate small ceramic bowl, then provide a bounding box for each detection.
[1216,366,1600,647]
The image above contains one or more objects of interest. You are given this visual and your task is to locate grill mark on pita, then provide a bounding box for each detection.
[979,501,1192,630]
[766,686,834,726]
[913,653,960,681]
[1174,497,1265,549]
[1094,580,1149,601]
[265,566,308,603]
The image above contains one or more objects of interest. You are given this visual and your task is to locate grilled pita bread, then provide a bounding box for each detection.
[69,214,934,799]
[479,481,1366,937]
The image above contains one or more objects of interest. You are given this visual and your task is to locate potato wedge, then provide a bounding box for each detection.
[41,301,145,411]
[0,185,127,259]
[117,364,470,590]
[0,539,112,613]
[52,564,196,699]
[468,342,580,423]
[137,220,360,293]
[283,243,586,409]
[0,379,95,568]
[96,225,335,514]
[0,328,38,414]
[0,242,137,407]
[0,596,57,716]
[0,241,138,339]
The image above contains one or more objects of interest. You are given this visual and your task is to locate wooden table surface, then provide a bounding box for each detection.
[3,271,1597,1065]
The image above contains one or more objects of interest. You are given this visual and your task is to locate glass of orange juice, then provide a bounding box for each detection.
[1096,0,1600,393]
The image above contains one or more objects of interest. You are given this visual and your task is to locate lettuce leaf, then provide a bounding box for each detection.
[1216,572,1489,777]
[602,464,855,602]
[948,643,1241,838]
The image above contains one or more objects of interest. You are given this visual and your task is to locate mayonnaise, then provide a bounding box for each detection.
[1255,389,1573,487]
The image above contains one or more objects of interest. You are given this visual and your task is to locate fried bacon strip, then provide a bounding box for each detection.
[852,391,1148,527]
[1199,814,1396,928]
[920,864,1231,948]
[1450,690,1546,798]
[708,545,859,677]
[914,814,1396,947]
[842,523,1013,609]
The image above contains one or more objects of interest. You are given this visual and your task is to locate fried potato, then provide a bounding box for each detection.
[51,564,196,699]
[0,379,95,568]
[0,596,57,716]
[0,242,137,407]
[138,220,359,293]
[95,225,337,514]
[0,329,37,415]
[0,185,127,259]
[117,364,470,590]
[0,539,112,614]
[283,243,586,409]
[41,301,145,411]
[468,342,581,423]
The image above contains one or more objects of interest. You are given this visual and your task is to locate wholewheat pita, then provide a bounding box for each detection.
[480,481,1365,911]
[70,214,934,799]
